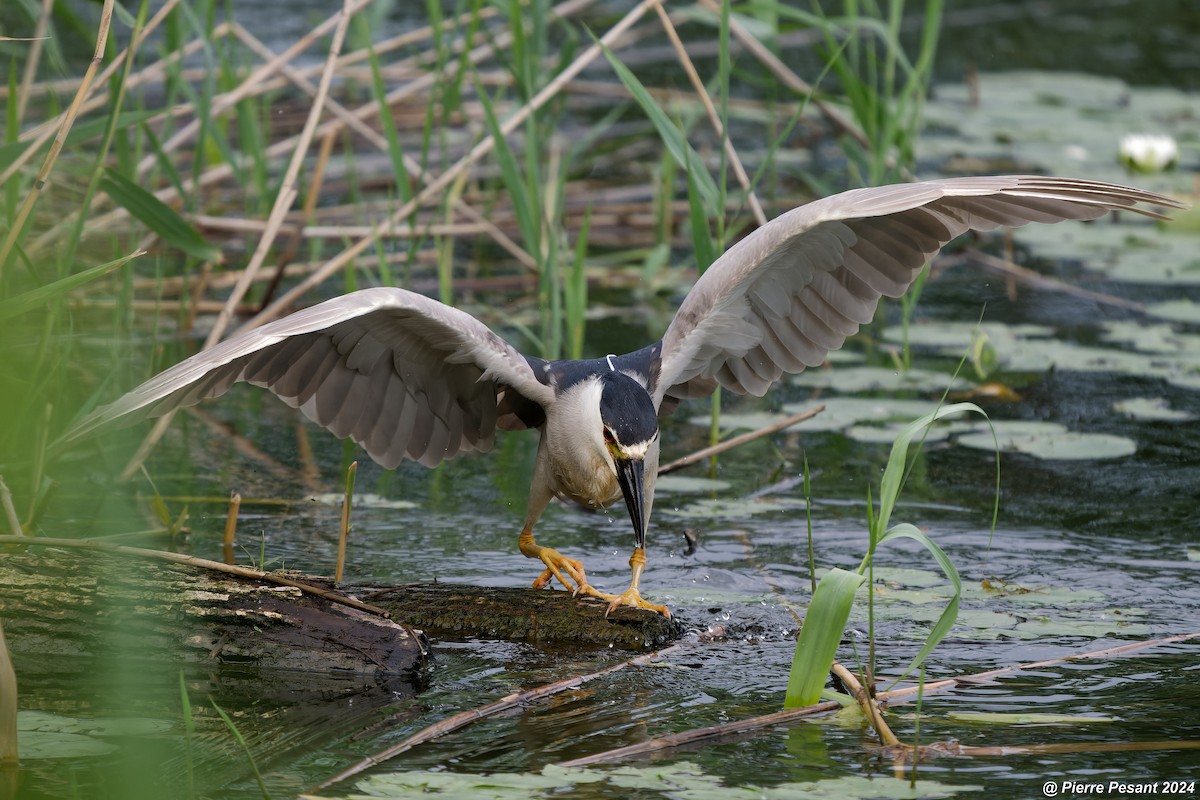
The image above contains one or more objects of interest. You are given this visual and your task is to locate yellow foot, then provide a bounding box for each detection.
[529,547,591,596]
[582,585,672,618]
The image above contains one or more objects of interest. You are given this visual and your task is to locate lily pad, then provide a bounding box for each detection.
[1113,397,1196,422]
[954,421,1136,460]
[17,730,118,760]
[921,70,1197,199]
[307,492,417,510]
[14,711,137,759]
[664,496,806,520]
[654,475,733,495]
[791,365,968,393]
[1146,299,1200,324]
[334,762,983,800]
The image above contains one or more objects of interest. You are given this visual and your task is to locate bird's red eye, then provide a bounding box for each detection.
[603,427,615,444]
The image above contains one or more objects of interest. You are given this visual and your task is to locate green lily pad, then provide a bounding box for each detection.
[1012,223,1200,286]
[664,496,806,520]
[15,711,132,759]
[17,730,118,760]
[975,579,1106,607]
[335,762,981,800]
[791,365,968,393]
[1007,614,1150,639]
[954,421,1136,460]
[844,420,964,445]
[921,70,1197,200]
[1146,299,1200,324]
[1113,397,1196,422]
[654,475,733,495]
[307,492,417,509]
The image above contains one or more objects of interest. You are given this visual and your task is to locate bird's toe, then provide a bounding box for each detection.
[599,587,671,618]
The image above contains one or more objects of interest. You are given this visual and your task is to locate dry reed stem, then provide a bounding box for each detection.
[223,492,241,565]
[61,6,521,260]
[14,0,54,125]
[658,404,825,475]
[135,0,375,184]
[831,661,901,748]
[965,250,1144,312]
[696,0,869,149]
[305,642,689,793]
[0,619,16,763]
[0,535,391,616]
[0,477,22,537]
[0,0,115,275]
[204,0,362,346]
[249,0,652,329]
[228,23,537,273]
[653,5,767,227]
[555,631,1200,767]
[0,0,186,190]
[335,462,357,584]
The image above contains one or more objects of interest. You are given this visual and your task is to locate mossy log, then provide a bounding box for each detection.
[362,583,680,649]
[0,544,679,683]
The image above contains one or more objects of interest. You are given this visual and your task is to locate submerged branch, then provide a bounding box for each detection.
[306,643,687,793]
[554,631,1200,766]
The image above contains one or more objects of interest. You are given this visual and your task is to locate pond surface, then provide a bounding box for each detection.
[9,5,1200,798]
[17,188,1200,799]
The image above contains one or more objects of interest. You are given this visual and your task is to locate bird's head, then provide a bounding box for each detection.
[597,370,659,549]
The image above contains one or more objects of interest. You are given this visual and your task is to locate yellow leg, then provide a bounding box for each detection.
[518,527,591,595]
[585,547,671,618]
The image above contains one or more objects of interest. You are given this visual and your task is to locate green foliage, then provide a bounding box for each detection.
[787,402,998,706]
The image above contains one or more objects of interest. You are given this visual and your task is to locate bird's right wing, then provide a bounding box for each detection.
[60,288,556,469]
[653,176,1181,407]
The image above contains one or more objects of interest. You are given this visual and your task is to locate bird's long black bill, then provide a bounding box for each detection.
[615,458,646,549]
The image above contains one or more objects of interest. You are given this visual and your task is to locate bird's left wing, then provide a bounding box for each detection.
[652,176,1181,406]
[60,287,556,469]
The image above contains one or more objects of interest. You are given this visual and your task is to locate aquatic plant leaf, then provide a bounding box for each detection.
[955,424,1137,461]
[791,365,969,393]
[17,730,117,759]
[99,168,222,262]
[335,761,980,799]
[597,42,721,215]
[785,567,865,708]
[0,251,141,323]
[653,475,732,494]
[666,496,804,520]
[1113,397,1195,422]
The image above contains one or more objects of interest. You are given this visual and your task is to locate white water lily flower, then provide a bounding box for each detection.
[1119,133,1178,172]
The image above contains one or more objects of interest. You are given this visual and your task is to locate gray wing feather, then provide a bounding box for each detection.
[63,287,554,469]
[654,175,1182,404]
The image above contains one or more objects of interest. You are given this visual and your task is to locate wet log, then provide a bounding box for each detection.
[0,545,428,683]
[0,543,679,684]
[361,583,680,649]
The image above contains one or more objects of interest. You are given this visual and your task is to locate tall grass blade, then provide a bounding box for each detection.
[873,402,988,539]
[597,40,720,215]
[210,699,272,800]
[0,250,143,323]
[875,522,960,681]
[99,168,221,262]
[785,567,865,708]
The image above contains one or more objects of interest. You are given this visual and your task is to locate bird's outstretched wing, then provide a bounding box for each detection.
[61,287,555,469]
[653,176,1182,405]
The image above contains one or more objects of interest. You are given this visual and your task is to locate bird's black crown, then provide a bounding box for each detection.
[598,371,658,447]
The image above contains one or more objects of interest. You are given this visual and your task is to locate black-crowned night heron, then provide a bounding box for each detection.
[62,176,1179,617]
